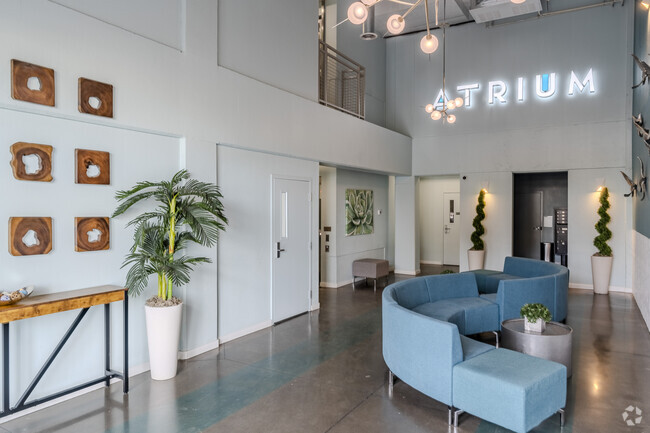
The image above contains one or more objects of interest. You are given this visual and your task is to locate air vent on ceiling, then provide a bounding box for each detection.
[469,0,542,23]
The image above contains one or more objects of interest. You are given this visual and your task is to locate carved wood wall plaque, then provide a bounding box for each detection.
[78,78,113,118]
[75,217,110,252]
[10,142,53,182]
[75,149,110,185]
[9,217,53,256]
[11,60,55,106]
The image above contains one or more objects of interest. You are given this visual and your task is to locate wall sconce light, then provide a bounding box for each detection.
[480,181,490,193]
[642,0,650,9]
[595,178,605,192]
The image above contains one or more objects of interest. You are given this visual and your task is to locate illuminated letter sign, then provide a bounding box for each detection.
[535,73,556,98]
[568,68,595,95]
[456,83,480,107]
[426,67,596,114]
[488,81,507,104]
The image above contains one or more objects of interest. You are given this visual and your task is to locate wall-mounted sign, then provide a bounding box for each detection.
[432,68,595,110]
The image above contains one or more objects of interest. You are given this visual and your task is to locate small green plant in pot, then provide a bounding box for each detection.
[591,187,612,295]
[520,303,552,333]
[467,189,486,270]
[112,169,227,380]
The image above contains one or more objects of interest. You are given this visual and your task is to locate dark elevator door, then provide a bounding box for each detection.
[513,192,542,259]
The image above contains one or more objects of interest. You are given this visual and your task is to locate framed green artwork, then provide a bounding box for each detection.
[345,189,373,236]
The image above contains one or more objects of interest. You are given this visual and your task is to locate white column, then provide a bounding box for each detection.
[394,176,420,275]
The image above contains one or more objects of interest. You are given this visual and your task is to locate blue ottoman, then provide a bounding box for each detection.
[452,348,566,433]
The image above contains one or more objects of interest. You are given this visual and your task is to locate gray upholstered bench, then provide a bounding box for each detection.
[352,258,389,292]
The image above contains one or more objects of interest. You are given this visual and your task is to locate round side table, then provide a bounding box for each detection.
[501,319,573,378]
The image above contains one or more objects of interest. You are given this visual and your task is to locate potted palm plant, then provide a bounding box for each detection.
[591,187,612,295]
[112,170,227,380]
[468,189,486,270]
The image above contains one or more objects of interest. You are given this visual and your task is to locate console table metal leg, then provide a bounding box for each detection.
[104,303,111,387]
[3,323,9,413]
[123,294,129,393]
[559,408,565,426]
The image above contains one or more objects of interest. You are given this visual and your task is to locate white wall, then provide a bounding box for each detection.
[334,169,389,286]
[49,0,185,50]
[567,168,632,292]
[0,109,181,403]
[633,231,650,329]
[419,176,460,264]
[459,172,513,272]
[217,0,318,101]
[319,166,337,286]
[217,146,319,341]
[0,0,411,404]
[386,4,632,176]
[394,176,420,275]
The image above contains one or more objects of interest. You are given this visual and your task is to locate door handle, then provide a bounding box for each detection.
[276,242,286,258]
[534,226,543,231]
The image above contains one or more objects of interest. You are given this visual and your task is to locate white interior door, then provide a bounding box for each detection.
[443,192,460,266]
[272,178,311,323]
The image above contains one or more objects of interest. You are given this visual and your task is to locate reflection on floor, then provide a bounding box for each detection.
[1,268,649,433]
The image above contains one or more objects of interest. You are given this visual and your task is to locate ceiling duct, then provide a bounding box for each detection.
[361,7,378,40]
[469,0,542,23]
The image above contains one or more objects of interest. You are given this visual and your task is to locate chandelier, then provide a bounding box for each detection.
[346,0,441,54]
[424,13,463,124]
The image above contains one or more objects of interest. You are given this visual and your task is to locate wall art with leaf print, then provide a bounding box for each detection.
[345,189,373,236]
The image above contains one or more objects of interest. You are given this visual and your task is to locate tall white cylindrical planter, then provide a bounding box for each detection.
[591,255,613,295]
[467,249,485,271]
[145,303,183,380]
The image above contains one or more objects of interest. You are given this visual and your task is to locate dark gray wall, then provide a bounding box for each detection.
[633,3,650,238]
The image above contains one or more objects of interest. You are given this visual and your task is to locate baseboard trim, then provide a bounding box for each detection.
[178,340,220,360]
[420,260,443,265]
[310,303,320,311]
[395,269,421,276]
[570,283,632,294]
[219,320,273,344]
[319,282,338,288]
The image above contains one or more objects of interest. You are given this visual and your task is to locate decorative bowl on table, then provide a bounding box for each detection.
[0,286,33,306]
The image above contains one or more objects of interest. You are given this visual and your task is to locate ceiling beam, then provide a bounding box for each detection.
[454,0,472,20]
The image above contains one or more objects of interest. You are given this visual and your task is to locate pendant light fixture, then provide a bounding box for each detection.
[427,0,462,124]
[344,0,440,55]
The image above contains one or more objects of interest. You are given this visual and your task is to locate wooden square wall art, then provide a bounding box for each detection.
[9,217,53,256]
[78,77,113,118]
[11,59,55,106]
[10,142,53,182]
[75,148,110,185]
[75,217,110,252]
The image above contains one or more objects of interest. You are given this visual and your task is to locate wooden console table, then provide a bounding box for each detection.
[0,285,128,418]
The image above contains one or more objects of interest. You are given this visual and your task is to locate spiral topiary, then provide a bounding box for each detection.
[470,189,486,251]
[593,187,612,257]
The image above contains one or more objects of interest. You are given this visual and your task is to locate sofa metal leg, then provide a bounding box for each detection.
[374,279,377,293]
[493,331,500,348]
[388,370,394,395]
[448,407,464,427]
[559,408,565,426]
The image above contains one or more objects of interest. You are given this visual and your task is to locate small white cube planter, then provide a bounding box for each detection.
[524,318,546,333]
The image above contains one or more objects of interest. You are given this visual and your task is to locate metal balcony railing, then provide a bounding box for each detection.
[318,41,365,119]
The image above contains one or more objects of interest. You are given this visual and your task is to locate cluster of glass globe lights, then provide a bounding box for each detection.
[347,0,460,123]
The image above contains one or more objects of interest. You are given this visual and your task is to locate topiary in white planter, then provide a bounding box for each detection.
[591,187,612,295]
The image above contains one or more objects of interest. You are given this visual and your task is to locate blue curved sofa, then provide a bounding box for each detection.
[382,273,567,432]
[467,256,569,323]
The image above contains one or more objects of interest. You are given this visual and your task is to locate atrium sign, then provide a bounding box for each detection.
[432,68,596,110]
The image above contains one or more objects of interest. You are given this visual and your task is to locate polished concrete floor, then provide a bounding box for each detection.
[2,267,650,433]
